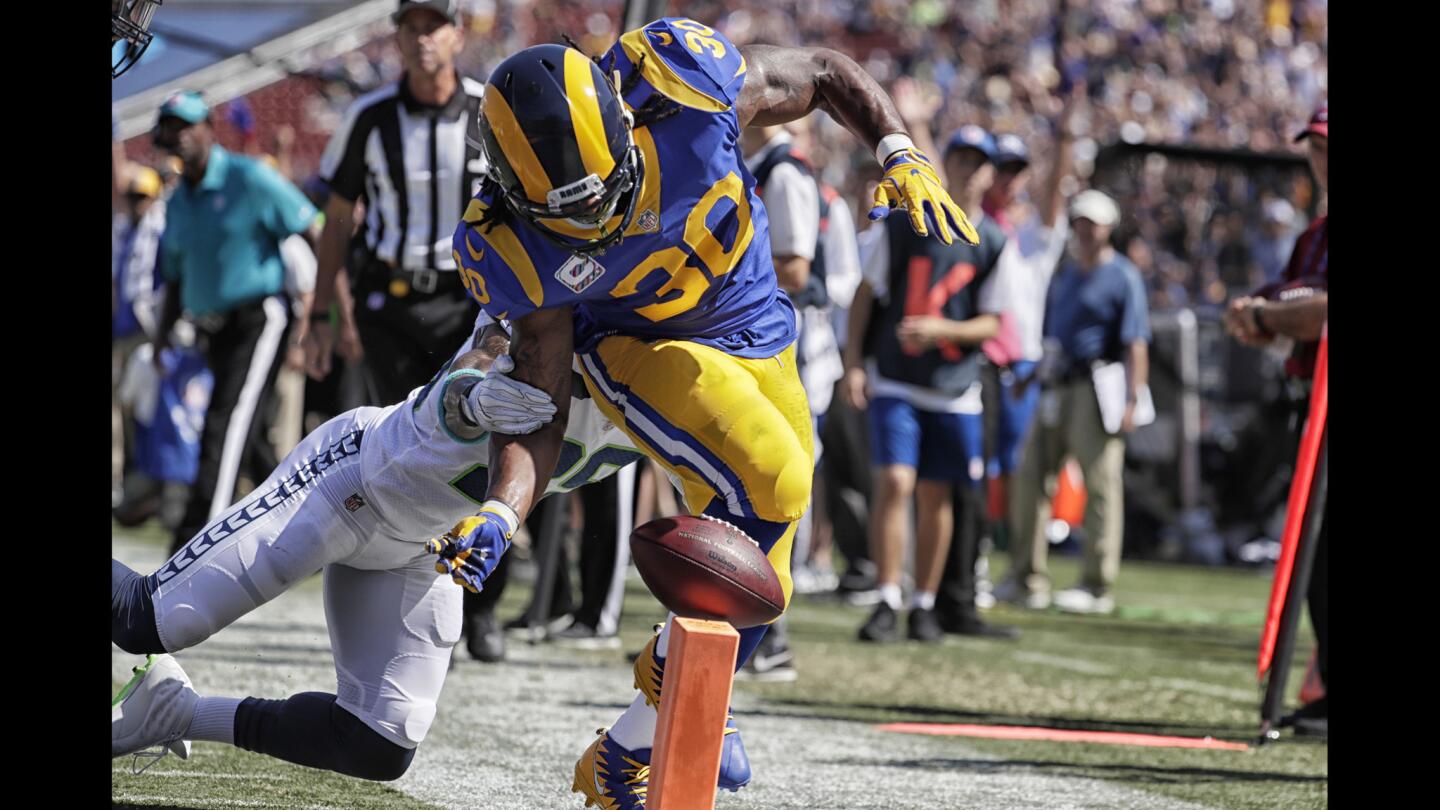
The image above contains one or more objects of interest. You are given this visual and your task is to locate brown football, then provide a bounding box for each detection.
[630,515,785,629]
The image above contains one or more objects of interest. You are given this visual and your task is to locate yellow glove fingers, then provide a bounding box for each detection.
[869,179,898,219]
[944,198,979,245]
[906,188,930,238]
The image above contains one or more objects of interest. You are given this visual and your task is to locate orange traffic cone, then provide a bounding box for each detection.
[1051,459,1087,528]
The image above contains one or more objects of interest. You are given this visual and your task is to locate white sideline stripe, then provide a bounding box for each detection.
[1011,651,1117,675]
[1151,678,1257,703]
[111,770,291,781]
[209,296,289,520]
[111,794,333,810]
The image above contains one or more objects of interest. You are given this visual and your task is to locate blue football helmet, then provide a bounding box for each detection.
[471,44,642,255]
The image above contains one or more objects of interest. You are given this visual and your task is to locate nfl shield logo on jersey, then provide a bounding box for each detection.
[556,255,606,294]
[637,209,659,233]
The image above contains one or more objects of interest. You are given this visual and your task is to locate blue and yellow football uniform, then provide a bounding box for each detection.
[452,18,812,605]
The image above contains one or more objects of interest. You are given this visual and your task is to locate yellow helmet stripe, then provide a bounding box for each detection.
[564,49,617,180]
[483,83,552,204]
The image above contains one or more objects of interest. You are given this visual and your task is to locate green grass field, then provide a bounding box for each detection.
[113,522,1325,809]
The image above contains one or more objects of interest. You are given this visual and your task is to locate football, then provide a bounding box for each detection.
[630,515,786,629]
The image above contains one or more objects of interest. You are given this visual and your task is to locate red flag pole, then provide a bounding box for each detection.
[1257,325,1328,680]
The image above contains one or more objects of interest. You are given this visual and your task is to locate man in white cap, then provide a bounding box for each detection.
[1000,189,1150,614]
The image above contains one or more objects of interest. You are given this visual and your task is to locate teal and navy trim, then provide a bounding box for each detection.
[151,429,365,589]
[437,368,489,444]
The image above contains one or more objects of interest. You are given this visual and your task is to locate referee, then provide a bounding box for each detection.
[303,0,483,404]
[151,90,319,554]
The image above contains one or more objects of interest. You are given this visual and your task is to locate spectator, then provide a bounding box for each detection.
[960,84,1082,614]
[151,90,320,554]
[498,468,643,652]
[998,189,1151,615]
[808,147,869,597]
[829,166,891,602]
[1222,102,1327,737]
[738,121,825,681]
[113,165,167,508]
[889,80,1027,638]
[304,0,485,408]
[845,125,1005,643]
[551,468,640,648]
[1252,198,1300,285]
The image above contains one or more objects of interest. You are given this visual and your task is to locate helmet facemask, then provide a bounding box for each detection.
[520,142,642,255]
[112,0,162,78]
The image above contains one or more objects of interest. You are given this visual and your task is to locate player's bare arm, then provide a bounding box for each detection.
[483,306,575,518]
[737,45,978,245]
[736,45,905,148]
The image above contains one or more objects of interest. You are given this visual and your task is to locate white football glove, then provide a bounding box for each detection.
[442,356,557,437]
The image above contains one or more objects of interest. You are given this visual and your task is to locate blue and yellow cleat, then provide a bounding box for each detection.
[572,728,649,810]
[632,625,752,791]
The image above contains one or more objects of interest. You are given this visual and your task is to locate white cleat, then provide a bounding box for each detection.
[112,654,198,773]
[1052,587,1116,616]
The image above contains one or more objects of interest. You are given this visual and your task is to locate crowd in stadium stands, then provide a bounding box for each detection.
[284,0,1326,315]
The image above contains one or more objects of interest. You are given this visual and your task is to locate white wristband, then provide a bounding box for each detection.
[479,499,521,538]
[876,133,916,165]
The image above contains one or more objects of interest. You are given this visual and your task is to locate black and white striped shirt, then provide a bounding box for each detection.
[319,73,487,272]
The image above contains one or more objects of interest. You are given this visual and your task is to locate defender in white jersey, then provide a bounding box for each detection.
[112,314,642,780]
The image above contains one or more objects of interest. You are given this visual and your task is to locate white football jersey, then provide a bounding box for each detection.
[358,314,645,541]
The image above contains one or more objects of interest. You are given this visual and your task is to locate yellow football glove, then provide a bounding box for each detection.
[425,506,516,594]
[869,147,980,246]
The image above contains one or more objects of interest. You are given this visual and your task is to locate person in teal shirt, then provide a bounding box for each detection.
[151,90,319,554]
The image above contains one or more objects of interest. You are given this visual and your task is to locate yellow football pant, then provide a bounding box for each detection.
[577,336,814,607]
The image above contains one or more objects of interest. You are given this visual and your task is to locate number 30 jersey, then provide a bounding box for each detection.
[451,17,796,358]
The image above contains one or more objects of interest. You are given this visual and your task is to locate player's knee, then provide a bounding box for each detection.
[159,604,217,651]
[111,560,164,654]
[346,728,416,782]
[747,452,812,523]
[331,701,418,781]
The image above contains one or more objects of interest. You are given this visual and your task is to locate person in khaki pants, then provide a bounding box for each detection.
[997,189,1150,615]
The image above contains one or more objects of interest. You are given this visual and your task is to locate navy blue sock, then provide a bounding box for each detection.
[234,692,414,781]
[112,559,163,654]
[699,501,792,671]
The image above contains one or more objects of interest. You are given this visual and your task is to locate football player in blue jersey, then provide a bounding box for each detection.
[428,17,978,807]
